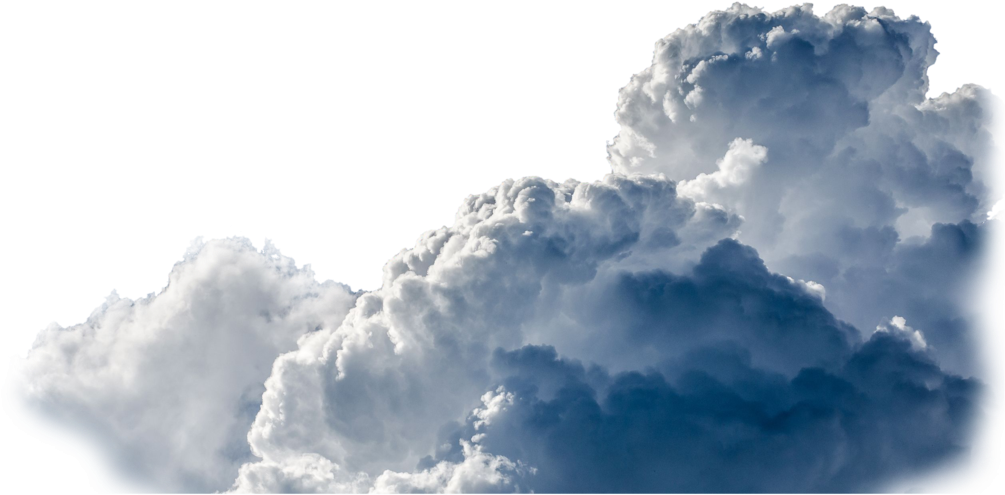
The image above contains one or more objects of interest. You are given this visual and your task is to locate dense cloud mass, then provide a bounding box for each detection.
[408,338,978,492]
[608,3,994,375]
[23,239,358,491]
[22,4,997,493]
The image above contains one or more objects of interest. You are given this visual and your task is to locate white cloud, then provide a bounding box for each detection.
[677,138,768,202]
[787,276,827,301]
[372,440,530,494]
[763,25,797,49]
[22,238,357,491]
[369,388,529,494]
[230,453,371,494]
[471,387,513,430]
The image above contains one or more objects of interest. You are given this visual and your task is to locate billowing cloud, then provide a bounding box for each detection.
[21,3,997,493]
[787,217,1005,403]
[391,339,977,492]
[22,239,358,491]
[234,175,744,490]
[607,3,995,376]
[602,6,998,486]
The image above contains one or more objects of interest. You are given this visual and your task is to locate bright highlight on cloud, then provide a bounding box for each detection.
[676,137,769,203]
[875,315,928,351]
[21,4,997,493]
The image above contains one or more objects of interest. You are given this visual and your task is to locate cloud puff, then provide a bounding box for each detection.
[788,276,826,300]
[365,387,536,494]
[22,239,358,491]
[676,137,768,203]
[875,315,927,351]
[21,3,996,493]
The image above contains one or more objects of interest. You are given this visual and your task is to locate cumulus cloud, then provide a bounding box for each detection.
[802,219,987,375]
[22,239,357,491]
[600,0,996,385]
[21,3,996,493]
[234,175,743,489]
[408,340,977,492]
[607,3,996,376]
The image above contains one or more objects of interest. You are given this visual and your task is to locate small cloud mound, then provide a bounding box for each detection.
[876,315,928,351]
[677,137,768,203]
[787,276,826,301]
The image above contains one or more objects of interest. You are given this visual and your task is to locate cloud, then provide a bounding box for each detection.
[398,339,978,492]
[21,3,996,493]
[676,137,768,203]
[798,219,988,375]
[234,175,742,490]
[591,1,997,391]
[787,276,826,300]
[607,3,996,377]
[21,238,358,491]
[366,387,534,494]
[230,177,980,492]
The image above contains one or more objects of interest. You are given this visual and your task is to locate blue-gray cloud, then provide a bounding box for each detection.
[791,220,988,375]
[419,335,978,492]
[368,237,981,492]
[21,3,997,493]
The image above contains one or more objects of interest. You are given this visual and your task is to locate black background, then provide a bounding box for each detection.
[5,2,996,489]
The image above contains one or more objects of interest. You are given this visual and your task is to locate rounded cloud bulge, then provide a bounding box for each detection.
[609,4,994,252]
[22,239,360,491]
[608,2,995,377]
[21,3,997,493]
